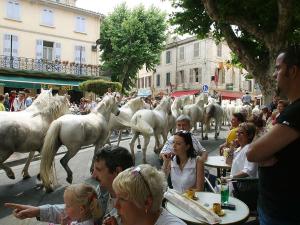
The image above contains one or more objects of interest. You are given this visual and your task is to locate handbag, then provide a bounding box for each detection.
[232,177,258,211]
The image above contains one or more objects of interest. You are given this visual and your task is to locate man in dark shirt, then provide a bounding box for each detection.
[247,45,300,225]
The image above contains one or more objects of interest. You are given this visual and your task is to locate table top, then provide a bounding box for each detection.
[165,192,249,225]
[205,156,231,169]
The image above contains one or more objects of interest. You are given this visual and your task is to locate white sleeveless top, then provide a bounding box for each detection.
[170,157,197,193]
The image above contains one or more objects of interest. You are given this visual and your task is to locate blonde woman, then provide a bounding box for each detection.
[104,164,186,225]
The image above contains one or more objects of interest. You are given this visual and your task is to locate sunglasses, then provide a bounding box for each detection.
[131,166,152,197]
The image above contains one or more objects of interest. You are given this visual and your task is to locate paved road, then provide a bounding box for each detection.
[0,128,228,225]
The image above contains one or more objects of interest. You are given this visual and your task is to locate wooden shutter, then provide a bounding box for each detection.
[36,40,43,59]
[54,42,61,60]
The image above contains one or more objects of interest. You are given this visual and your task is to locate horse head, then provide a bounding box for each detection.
[126,97,145,112]
[96,95,120,118]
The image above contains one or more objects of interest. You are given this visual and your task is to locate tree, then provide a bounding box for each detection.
[79,80,121,96]
[99,4,167,93]
[169,0,300,100]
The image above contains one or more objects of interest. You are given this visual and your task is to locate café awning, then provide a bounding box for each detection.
[0,75,81,90]
[170,89,200,97]
[219,90,243,100]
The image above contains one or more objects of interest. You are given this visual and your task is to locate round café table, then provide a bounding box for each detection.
[165,192,249,225]
[205,156,231,177]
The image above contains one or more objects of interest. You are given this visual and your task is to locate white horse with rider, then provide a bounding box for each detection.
[129,96,173,163]
[0,90,69,180]
[39,95,120,192]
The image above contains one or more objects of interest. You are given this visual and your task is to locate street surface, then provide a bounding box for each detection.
[0,128,228,225]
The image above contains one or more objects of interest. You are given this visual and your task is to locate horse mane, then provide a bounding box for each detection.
[33,95,69,120]
[92,95,113,113]
[25,91,52,113]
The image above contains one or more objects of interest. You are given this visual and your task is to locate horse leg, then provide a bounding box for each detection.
[117,130,122,146]
[60,149,78,184]
[129,132,139,164]
[0,151,15,179]
[153,134,160,154]
[142,135,151,163]
[22,151,35,179]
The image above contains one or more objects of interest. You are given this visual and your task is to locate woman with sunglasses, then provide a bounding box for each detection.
[225,122,258,180]
[105,164,186,225]
[162,131,205,193]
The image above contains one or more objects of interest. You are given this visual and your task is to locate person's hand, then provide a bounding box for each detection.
[5,203,40,219]
[162,152,174,162]
[102,215,118,225]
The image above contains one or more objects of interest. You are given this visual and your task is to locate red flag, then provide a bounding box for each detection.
[214,68,219,85]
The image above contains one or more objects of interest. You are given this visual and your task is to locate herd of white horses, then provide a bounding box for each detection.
[0,90,259,191]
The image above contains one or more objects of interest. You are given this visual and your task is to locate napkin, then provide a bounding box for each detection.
[164,189,221,224]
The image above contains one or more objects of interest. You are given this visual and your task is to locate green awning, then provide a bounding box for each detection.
[0,75,82,90]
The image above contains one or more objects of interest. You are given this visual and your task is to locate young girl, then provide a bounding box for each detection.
[57,183,102,225]
[162,131,205,193]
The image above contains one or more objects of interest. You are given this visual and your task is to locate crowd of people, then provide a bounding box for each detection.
[3,45,300,225]
[0,89,33,112]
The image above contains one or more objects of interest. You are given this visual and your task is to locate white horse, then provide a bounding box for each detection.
[40,95,120,191]
[129,96,172,163]
[0,90,69,179]
[203,102,224,140]
[182,93,208,132]
[107,97,145,146]
[168,97,183,134]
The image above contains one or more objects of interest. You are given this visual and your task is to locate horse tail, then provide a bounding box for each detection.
[131,114,153,135]
[205,104,215,125]
[40,120,62,191]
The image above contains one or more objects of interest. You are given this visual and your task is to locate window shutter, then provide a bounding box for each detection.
[74,45,80,63]
[36,40,43,59]
[81,46,85,63]
[75,16,80,31]
[199,68,202,83]
[54,42,61,60]
[3,34,11,56]
[81,17,85,32]
[12,35,18,57]
[189,69,193,83]
[14,1,20,20]
[7,1,13,18]
[49,10,53,26]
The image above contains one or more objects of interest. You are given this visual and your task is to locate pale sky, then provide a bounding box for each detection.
[76,0,173,16]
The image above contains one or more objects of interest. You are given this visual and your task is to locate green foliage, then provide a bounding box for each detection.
[79,79,121,96]
[169,0,300,95]
[99,4,167,93]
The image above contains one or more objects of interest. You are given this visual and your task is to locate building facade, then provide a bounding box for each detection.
[0,0,103,98]
[137,36,257,99]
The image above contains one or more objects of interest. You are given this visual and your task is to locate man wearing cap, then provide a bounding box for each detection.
[160,115,207,161]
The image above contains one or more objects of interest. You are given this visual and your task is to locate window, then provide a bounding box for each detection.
[75,16,86,33]
[3,34,18,57]
[42,9,54,26]
[217,43,222,57]
[194,68,199,82]
[74,45,86,63]
[166,51,171,64]
[179,46,184,60]
[180,70,185,83]
[194,42,199,57]
[43,41,54,61]
[156,74,160,87]
[141,77,144,88]
[166,72,171,86]
[7,0,20,20]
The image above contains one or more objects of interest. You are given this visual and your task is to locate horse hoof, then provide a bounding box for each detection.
[8,174,15,180]
[23,175,31,180]
[66,176,73,184]
[137,144,141,149]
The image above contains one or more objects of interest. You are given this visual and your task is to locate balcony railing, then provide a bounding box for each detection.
[0,55,101,77]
